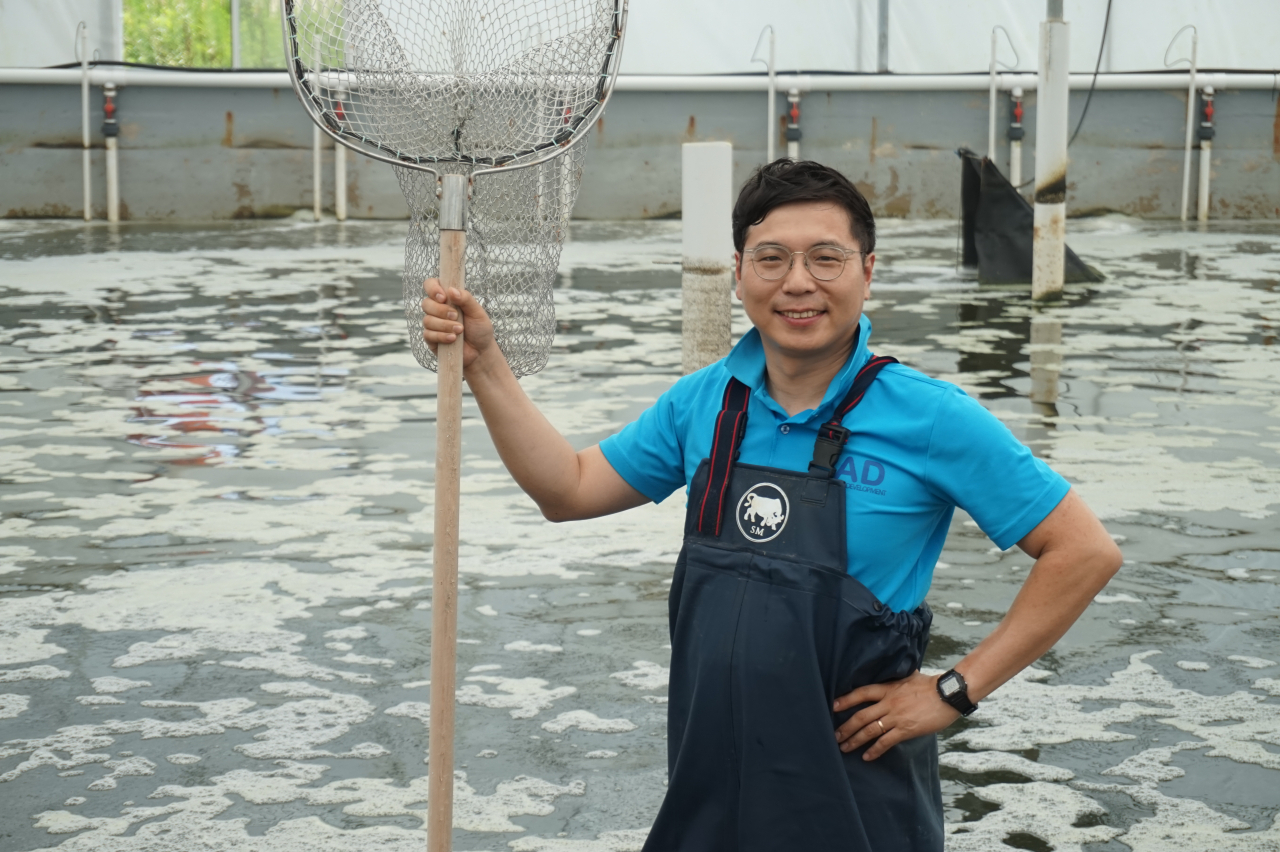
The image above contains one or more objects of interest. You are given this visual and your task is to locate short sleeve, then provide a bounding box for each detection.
[924,389,1071,549]
[599,388,687,504]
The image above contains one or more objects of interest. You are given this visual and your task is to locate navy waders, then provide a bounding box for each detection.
[643,356,943,852]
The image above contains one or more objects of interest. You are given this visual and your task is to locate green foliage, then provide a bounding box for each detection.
[123,0,285,68]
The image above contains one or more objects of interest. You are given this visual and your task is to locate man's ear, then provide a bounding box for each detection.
[734,252,744,301]
[863,252,875,295]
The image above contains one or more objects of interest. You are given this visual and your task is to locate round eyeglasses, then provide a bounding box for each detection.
[743,244,865,281]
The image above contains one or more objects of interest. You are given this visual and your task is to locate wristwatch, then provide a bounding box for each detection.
[936,669,978,716]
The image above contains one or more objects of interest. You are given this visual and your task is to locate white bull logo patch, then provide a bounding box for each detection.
[736,483,790,543]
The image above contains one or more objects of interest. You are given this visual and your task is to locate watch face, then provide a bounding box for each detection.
[940,675,961,696]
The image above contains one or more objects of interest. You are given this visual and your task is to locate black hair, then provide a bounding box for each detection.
[731,159,875,256]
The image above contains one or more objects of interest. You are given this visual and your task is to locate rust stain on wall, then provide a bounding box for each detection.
[684,115,696,141]
[223,112,234,148]
[1273,97,1280,161]
[232,181,252,202]
[869,117,878,164]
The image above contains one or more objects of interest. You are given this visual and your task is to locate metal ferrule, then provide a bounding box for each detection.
[438,174,468,231]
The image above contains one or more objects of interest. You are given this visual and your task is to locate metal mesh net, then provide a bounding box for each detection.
[282,0,623,375]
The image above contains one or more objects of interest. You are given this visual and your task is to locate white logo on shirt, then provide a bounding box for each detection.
[737,483,790,543]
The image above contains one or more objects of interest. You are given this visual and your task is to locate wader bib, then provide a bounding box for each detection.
[643,356,943,852]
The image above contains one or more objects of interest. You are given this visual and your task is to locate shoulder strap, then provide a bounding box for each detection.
[694,378,751,536]
[808,355,898,478]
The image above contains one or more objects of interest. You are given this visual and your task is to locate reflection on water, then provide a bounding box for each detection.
[0,216,1278,851]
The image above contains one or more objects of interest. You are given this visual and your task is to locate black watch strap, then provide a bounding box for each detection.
[936,669,978,716]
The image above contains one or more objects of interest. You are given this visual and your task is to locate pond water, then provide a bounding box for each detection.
[1,214,1278,851]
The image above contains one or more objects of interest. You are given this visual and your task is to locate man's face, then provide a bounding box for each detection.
[734,200,874,364]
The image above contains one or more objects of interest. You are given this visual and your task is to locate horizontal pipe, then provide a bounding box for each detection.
[1,67,1277,93]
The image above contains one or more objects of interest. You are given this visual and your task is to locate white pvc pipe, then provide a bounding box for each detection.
[1010,86,1024,188]
[80,26,91,222]
[767,31,776,162]
[681,141,734,374]
[313,124,322,221]
[1179,33,1198,222]
[106,137,119,223]
[1198,139,1211,222]
[5,67,1280,93]
[231,0,241,69]
[1032,9,1069,301]
[335,137,347,221]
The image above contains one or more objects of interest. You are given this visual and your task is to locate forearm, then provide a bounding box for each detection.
[462,349,590,520]
[955,536,1121,702]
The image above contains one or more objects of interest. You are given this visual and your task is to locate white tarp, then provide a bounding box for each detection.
[1,0,1276,73]
[0,0,122,67]
[620,0,1280,75]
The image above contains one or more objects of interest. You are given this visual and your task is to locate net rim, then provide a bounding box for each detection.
[280,0,628,181]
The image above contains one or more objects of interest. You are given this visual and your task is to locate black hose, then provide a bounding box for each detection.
[1068,0,1113,146]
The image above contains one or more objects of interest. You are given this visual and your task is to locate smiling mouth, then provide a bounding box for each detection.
[778,309,823,319]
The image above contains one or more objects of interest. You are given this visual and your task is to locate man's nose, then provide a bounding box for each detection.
[781,254,817,291]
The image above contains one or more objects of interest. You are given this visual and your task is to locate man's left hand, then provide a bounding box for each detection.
[833,671,960,761]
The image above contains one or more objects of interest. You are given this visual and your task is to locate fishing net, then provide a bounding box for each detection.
[282,0,625,376]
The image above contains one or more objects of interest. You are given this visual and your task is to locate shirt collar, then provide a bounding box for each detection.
[724,314,874,423]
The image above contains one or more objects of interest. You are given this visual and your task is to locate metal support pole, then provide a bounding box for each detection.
[1197,86,1215,222]
[231,0,241,69]
[877,0,889,73]
[1030,312,1062,416]
[80,24,92,222]
[1032,1,1069,301]
[313,125,323,220]
[682,142,734,374]
[427,171,468,852]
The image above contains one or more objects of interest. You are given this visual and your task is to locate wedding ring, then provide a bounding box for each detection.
[876,719,886,734]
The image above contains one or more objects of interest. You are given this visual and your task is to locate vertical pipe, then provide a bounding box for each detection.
[988,29,998,160]
[682,142,734,374]
[876,0,889,73]
[785,89,801,161]
[1197,86,1214,222]
[334,88,347,221]
[312,35,322,221]
[1010,87,1025,189]
[1179,32,1198,222]
[1032,0,1069,301]
[81,24,92,223]
[427,172,468,852]
[767,30,776,163]
[103,83,119,223]
[335,144,347,221]
[1029,312,1062,416]
[231,0,241,69]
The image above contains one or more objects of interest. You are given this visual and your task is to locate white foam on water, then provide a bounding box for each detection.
[583,751,618,759]
[384,702,430,728]
[507,829,649,852]
[85,756,157,791]
[456,676,576,719]
[75,695,126,706]
[1095,593,1143,604]
[0,693,31,719]
[165,754,201,765]
[944,781,1122,851]
[505,641,563,653]
[576,630,601,637]
[1229,655,1277,669]
[609,662,668,692]
[476,605,498,617]
[541,711,637,735]
[91,677,151,694]
[938,750,1073,782]
[1176,661,1211,671]
[0,665,69,683]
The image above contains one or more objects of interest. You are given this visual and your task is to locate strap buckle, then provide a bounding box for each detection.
[807,421,851,478]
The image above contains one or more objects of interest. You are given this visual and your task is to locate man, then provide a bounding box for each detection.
[421,160,1121,851]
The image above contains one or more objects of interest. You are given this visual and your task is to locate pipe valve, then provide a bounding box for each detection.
[1007,87,1025,142]
[102,82,119,138]
[1197,86,1215,142]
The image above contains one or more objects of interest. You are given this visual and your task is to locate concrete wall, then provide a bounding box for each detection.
[2,82,1278,220]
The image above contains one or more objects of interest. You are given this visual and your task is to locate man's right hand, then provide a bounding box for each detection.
[420,278,496,372]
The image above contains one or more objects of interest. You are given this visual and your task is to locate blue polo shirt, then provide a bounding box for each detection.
[599,315,1070,612]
